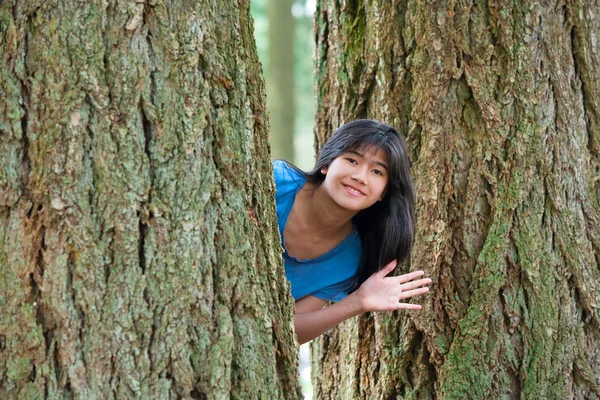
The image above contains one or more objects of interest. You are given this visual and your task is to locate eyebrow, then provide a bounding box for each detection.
[348,150,389,172]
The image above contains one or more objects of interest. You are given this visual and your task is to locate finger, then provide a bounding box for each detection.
[396,270,425,284]
[400,278,431,291]
[398,287,430,300]
[396,303,422,310]
[378,259,398,277]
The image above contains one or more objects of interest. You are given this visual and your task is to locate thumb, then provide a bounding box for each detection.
[378,259,397,277]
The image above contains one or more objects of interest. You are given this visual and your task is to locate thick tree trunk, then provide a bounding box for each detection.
[311,0,600,399]
[0,0,301,399]
[267,0,296,162]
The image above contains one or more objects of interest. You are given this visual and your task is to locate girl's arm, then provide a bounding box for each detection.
[293,294,361,344]
[293,260,430,344]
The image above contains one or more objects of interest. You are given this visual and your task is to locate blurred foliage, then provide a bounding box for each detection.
[250,5,317,398]
[251,0,316,171]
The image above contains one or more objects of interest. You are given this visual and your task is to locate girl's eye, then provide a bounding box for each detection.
[346,158,357,164]
[372,169,383,176]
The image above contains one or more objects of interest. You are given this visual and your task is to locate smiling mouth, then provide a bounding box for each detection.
[344,185,366,196]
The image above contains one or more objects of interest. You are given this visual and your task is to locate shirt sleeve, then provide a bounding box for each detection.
[272,160,286,191]
[311,276,355,303]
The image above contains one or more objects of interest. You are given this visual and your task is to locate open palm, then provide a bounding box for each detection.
[357,259,431,312]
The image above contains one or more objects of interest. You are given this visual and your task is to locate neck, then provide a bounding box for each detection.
[295,182,356,234]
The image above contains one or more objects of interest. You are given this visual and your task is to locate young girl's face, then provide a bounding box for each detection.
[320,147,389,212]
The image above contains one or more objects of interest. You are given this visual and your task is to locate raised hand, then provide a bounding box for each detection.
[356,259,431,312]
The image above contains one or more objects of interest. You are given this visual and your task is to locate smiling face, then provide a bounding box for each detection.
[319,146,390,212]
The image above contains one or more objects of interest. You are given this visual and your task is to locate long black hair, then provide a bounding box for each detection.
[289,119,415,290]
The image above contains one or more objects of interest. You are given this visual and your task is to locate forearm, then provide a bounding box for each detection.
[294,292,364,344]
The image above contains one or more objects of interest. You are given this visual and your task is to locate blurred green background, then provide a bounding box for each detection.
[250,1,316,397]
[251,0,316,172]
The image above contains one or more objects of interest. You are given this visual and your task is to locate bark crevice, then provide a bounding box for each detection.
[33,222,47,350]
[67,249,88,378]
[20,111,30,195]
[138,213,147,275]
[104,228,114,286]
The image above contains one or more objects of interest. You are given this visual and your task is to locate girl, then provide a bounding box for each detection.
[274,119,431,344]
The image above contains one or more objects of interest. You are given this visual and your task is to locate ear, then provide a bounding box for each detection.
[321,166,328,175]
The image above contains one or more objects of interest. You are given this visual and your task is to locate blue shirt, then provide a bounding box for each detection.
[273,160,362,302]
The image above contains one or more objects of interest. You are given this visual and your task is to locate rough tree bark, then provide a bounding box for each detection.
[311,0,600,399]
[267,0,296,161]
[0,0,301,399]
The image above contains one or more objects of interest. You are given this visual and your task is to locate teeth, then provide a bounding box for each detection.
[345,186,363,196]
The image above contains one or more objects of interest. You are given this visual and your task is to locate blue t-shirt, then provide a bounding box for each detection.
[273,160,362,302]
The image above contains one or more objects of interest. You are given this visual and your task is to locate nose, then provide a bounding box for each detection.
[351,166,368,184]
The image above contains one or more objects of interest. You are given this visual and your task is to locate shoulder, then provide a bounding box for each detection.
[273,160,305,193]
[273,159,301,180]
[272,160,306,231]
[272,159,288,183]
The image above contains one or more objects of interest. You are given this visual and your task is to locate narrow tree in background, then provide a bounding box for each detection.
[267,0,296,161]
[312,1,600,398]
[0,1,300,398]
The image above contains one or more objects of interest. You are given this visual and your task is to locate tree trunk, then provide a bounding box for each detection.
[311,0,600,399]
[0,1,301,399]
[267,0,296,162]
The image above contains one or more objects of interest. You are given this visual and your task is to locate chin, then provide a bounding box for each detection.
[335,196,376,212]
